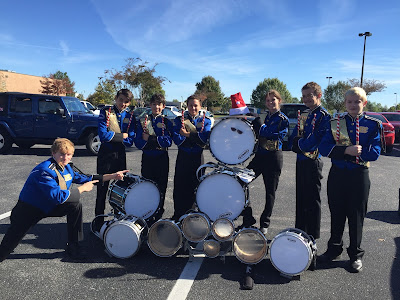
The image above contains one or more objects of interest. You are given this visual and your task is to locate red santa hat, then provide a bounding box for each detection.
[229,92,250,115]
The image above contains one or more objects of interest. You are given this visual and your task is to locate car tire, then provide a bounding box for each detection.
[86,132,101,155]
[386,145,393,153]
[0,128,13,154]
[16,141,35,149]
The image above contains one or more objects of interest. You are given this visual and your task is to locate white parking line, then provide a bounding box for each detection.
[166,256,204,300]
[0,211,11,220]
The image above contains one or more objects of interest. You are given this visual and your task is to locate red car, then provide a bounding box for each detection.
[380,112,400,142]
[365,112,395,153]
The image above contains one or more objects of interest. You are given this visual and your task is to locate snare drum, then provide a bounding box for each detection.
[102,215,147,259]
[108,173,160,220]
[209,117,256,165]
[147,219,183,257]
[269,228,317,276]
[196,170,248,221]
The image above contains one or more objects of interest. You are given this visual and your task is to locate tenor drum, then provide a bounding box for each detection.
[181,212,211,243]
[196,170,248,221]
[148,219,183,257]
[209,117,256,165]
[108,173,160,220]
[269,228,317,276]
[102,215,147,259]
[233,228,268,264]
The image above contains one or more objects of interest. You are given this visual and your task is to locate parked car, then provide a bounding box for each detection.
[0,92,100,155]
[280,103,308,143]
[365,112,395,153]
[133,107,151,118]
[80,100,100,115]
[380,112,400,142]
[162,107,182,121]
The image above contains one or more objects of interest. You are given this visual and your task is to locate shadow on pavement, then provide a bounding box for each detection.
[366,211,400,224]
[391,237,400,299]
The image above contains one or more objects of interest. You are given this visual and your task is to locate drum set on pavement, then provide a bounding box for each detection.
[91,116,317,279]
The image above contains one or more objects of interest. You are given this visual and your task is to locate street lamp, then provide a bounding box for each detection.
[359,31,372,88]
[395,92,398,111]
[326,76,332,85]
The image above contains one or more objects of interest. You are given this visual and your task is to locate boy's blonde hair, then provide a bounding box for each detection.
[345,87,367,104]
[51,138,75,154]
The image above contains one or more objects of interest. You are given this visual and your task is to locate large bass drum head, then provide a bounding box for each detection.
[209,118,255,165]
[196,173,245,221]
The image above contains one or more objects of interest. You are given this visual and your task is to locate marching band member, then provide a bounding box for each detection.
[171,95,211,221]
[93,89,135,232]
[244,89,289,236]
[0,138,128,261]
[134,94,173,223]
[289,82,331,240]
[318,87,383,273]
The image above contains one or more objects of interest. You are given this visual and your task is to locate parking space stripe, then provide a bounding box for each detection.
[0,211,11,220]
[166,256,204,300]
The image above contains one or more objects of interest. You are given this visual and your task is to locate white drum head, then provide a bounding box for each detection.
[104,221,141,258]
[196,173,245,221]
[124,181,160,219]
[209,118,255,165]
[270,232,312,275]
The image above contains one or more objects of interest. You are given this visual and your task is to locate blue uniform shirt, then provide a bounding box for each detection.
[19,159,94,214]
[289,105,331,160]
[172,112,211,154]
[98,105,135,151]
[134,114,173,156]
[319,112,382,169]
[255,111,289,153]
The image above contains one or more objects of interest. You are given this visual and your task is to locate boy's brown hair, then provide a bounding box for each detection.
[266,89,284,103]
[301,82,322,98]
[116,89,133,102]
[150,94,166,105]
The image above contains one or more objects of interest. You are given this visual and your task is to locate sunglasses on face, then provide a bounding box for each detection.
[231,127,243,134]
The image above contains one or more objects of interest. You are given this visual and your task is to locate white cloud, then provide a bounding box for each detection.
[59,40,69,56]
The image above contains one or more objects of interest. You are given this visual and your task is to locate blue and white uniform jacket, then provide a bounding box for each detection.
[172,112,211,154]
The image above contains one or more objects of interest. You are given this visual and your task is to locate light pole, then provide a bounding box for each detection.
[326,76,332,85]
[359,31,372,88]
[395,92,398,111]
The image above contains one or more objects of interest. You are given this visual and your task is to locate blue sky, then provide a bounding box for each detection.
[1,0,399,107]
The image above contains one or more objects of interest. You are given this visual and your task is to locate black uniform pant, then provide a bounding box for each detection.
[244,151,283,228]
[172,150,203,221]
[295,158,323,239]
[141,151,169,221]
[326,165,370,260]
[0,199,83,261]
[95,144,126,218]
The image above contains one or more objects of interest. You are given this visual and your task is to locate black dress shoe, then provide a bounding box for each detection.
[317,251,342,263]
[349,259,363,273]
[66,242,87,261]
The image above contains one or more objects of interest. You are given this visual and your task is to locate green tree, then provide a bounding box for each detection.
[346,78,386,96]
[104,58,168,106]
[323,80,351,112]
[87,78,117,106]
[195,75,227,112]
[41,71,75,96]
[250,78,292,108]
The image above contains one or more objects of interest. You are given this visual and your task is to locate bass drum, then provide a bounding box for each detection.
[102,215,147,259]
[196,170,248,221]
[108,173,160,221]
[269,228,317,276]
[209,117,256,165]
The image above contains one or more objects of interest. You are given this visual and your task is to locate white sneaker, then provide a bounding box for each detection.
[260,227,268,236]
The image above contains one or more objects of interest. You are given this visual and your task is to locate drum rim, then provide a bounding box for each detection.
[208,117,257,165]
[269,230,314,276]
[203,239,221,258]
[181,212,211,243]
[232,227,268,264]
[147,219,183,257]
[103,219,144,259]
[195,172,248,221]
[211,217,235,241]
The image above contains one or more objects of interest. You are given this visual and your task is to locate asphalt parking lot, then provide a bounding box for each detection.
[0,143,399,300]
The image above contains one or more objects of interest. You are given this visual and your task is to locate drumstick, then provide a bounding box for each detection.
[200,113,205,133]
[126,111,134,133]
[336,117,340,143]
[106,106,112,129]
[356,116,360,164]
[312,113,317,132]
[143,114,148,133]
[181,110,185,129]
[162,116,165,136]
[297,110,301,136]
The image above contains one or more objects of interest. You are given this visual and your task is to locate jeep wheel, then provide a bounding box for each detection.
[16,141,35,149]
[0,128,13,154]
[86,132,101,155]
